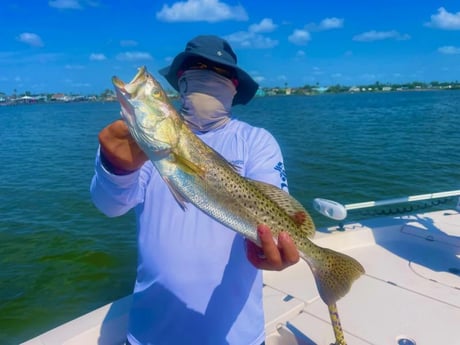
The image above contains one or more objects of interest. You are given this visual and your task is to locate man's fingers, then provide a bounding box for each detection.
[245,240,265,267]
[246,225,300,271]
[257,224,283,268]
[277,232,300,265]
[111,119,129,136]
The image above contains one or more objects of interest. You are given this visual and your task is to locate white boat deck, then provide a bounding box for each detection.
[264,209,460,345]
[23,209,460,345]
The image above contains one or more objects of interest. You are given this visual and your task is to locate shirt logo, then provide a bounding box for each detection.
[274,162,288,190]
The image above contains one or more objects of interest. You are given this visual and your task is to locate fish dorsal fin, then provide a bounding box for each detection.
[249,179,316,238]
[204,144,241,173]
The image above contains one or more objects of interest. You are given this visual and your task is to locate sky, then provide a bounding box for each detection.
[1,0,460,95]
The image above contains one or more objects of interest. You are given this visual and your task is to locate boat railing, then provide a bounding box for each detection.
[313,190,460,221]
[344,190,460,211]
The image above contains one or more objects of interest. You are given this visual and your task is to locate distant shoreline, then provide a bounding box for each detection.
[1,85,458,107]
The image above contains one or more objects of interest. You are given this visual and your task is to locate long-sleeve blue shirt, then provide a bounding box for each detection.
[90,118,288,345]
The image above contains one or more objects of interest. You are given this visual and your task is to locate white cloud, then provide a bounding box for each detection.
[353,30,410,42]
[438,45,460,55]
[425,7,460,30]
[248,35,278,49]
[156,0,248,23]
[249,18,277,33]
[90,53,107,61]
[225,31,278,49]
[306,17,344,31]
[225,31,253,48]
[48,0,98,9]
[225,18,279,49]
[116,52,153,61]
[288,29,311,46]
[253,75,265,84]
[17,33,44,47]
[49,0,82,9]
[318,17,344,30]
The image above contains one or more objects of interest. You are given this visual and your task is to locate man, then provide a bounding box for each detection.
[90,35,299,345]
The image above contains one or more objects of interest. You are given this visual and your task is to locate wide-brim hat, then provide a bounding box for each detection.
[159,35,259,105]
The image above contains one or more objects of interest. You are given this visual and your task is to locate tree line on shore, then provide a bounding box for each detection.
[270,80,460,95]
[1,80,460,104]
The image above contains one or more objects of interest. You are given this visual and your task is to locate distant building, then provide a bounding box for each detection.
[313,86,328,93]
[51,93,68,101]
[255,88,266,97]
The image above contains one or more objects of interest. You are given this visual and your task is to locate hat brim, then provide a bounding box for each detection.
[159,51,259,105]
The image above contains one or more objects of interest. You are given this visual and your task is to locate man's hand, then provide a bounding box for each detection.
[246,224,300,271]
[98,120,148,174]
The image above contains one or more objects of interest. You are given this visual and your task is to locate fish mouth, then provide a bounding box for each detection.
[112,66,147,96]
[112,68,148,127]
[112,75,125,90]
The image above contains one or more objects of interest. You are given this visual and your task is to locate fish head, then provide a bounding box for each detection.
[112,66,176,156]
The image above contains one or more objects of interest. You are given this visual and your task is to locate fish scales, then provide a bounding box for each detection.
[176,124,309,245]
[112,66,365,345]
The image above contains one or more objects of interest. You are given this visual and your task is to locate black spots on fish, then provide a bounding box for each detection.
[297,238,309,250]
[323,253,335,270]
[311,247,365,304]
[218,171,238,191]
[232,182,274,220]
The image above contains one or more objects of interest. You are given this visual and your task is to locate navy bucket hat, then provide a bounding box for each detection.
[159,35,259,105]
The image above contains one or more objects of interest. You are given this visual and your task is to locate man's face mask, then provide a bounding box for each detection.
[178,69,236,132]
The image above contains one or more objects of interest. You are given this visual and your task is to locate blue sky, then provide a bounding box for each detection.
[2,0,460,95]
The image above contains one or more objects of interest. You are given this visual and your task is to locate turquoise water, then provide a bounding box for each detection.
[1,91,460,343]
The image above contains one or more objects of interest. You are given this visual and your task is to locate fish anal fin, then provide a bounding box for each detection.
[248,179,316,238]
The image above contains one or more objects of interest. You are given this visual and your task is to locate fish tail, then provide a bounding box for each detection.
[303,246,365,305]
[302,247,363,345]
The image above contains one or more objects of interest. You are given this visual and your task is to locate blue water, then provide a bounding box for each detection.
[1,91,460,343]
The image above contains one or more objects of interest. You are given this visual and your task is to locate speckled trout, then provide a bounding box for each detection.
[112,66,364,345]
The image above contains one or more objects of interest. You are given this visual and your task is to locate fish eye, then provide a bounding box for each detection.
[152,89,161,98]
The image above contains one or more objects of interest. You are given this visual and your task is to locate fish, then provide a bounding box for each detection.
[112,66,365,345]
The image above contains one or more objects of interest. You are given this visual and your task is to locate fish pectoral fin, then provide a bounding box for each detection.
[248,179,316,238]
[171,152,206,179]
[163,176,188,210]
